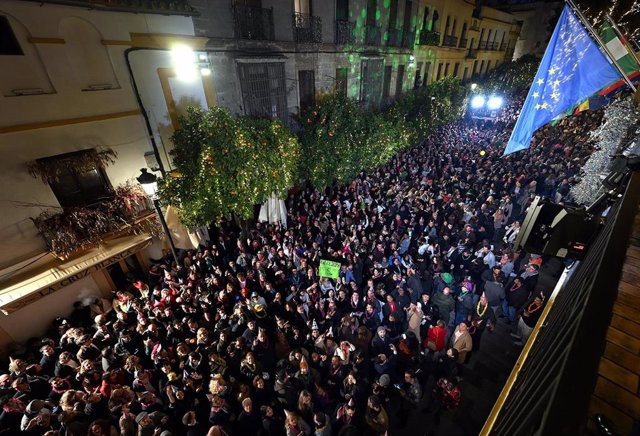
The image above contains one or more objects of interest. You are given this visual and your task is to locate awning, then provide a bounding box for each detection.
[0,234,152,313]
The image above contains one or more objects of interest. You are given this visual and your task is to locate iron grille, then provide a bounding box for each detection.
[237,62,288,120]
[232,4,275,41]
[335,20,355,44]
[442,35,459,47]
[419,31,440,46]
[388,28,403,47]
[402,29,415,48]
[293,12,322,43]
[365,25,382,46]
[360,58,384,108]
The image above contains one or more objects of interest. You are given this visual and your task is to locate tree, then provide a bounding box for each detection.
[159,107,300,228]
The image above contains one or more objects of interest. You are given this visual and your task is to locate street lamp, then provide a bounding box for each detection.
[137,168,179,266]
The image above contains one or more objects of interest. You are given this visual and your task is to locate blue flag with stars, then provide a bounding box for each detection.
[503,5,622,155]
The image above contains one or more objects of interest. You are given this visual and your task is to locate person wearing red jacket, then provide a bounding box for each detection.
[424,319,447,357]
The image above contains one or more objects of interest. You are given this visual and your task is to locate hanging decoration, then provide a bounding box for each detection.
[570,97,639,205]
[27,149,117,183]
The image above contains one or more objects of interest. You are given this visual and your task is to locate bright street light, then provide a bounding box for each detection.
[470,95,486,109]
[171,45,198,81]
[471,83,478,90]
[487,96,504,110]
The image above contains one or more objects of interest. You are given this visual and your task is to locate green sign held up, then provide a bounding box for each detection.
[319,260,341,279]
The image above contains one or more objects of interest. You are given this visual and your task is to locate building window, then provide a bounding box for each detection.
[444,63,450,77]
[335,67,348,96]
[462,66,468,80]
[423,62,430,86]
[453,62,459,78]
[436,63,443,80]
[382,65,392,99]
[298,70,315,111]
[395,64,405,96]
[414,62,422,88]
[238,62,288,120]
[0,16,23,55]
[360,58,384,108]
[38,150,114,208]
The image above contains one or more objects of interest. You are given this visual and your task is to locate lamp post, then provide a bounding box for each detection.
[137,168,179,266]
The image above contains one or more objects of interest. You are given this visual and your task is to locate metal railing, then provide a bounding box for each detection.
[488,41,500,50]
[481,171,640,436]
[459,37,468,49]
[388,28,403,47]
[293,12,322,43]
[418,30,440,46]
[442,35,459,47]
[335,20,355,44]
[478,40,488,50]
[499,42,507,51]
[466,49,477,59]
[365,24,382,46]
[232,4,275,41]
[402,29,415,48]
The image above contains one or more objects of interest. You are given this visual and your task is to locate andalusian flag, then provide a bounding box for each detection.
[599,21,639,76]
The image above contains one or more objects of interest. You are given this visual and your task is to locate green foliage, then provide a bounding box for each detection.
[159,107,300,227]
[299,77,467,190]
[160,76,468,226]
[482,54,540,95]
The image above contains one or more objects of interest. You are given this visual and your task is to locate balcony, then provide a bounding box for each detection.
[499,42,507,51]
[459,37,468,49]
[402,29,415,48]
[482,172,640,435]
[442,35,459,47]
[31,185,157,259]
[335,20,355,45]
[388,28,403,47]
[478,40,488,50]
[466,49,477,59]
[293,12,322,43]
[233,4,275,41]
[487,41,500,50]
[365,25,382,46]
[418,30,440,46]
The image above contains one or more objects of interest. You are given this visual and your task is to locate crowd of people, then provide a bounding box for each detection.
[0,94,606,436]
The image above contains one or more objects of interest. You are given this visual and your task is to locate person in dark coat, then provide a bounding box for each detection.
[502,277,529,324]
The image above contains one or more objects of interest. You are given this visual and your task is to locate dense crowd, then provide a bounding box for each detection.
[0,96,606,436]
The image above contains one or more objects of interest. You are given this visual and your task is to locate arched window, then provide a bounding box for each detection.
[0,13,54,96]
[59,17,119,90]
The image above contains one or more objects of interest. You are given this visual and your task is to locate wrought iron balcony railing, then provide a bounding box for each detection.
[293,12,322,43]
[365,25,382,46]
[487,41,500,50]
[478,40,488,50]
[233,4,275,41]
[335,20,355,44]
[388,28,403,47]
[418,30,440,46]
[442,35,459,47]
[459,37,468,49]
[402,29,415,48]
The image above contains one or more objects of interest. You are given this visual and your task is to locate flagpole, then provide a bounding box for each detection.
[564,0,637,92]
[605,13,640,66]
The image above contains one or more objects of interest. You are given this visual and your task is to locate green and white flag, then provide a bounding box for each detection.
[599,21,640,76]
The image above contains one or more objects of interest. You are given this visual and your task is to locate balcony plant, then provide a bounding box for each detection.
[32,184,159,259]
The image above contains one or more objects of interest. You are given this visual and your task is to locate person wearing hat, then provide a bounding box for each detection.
[135,411,155,436]
[334,397,360,434]
[453,282,475,326]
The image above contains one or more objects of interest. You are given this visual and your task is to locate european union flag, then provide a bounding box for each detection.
[503,5,622,155]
